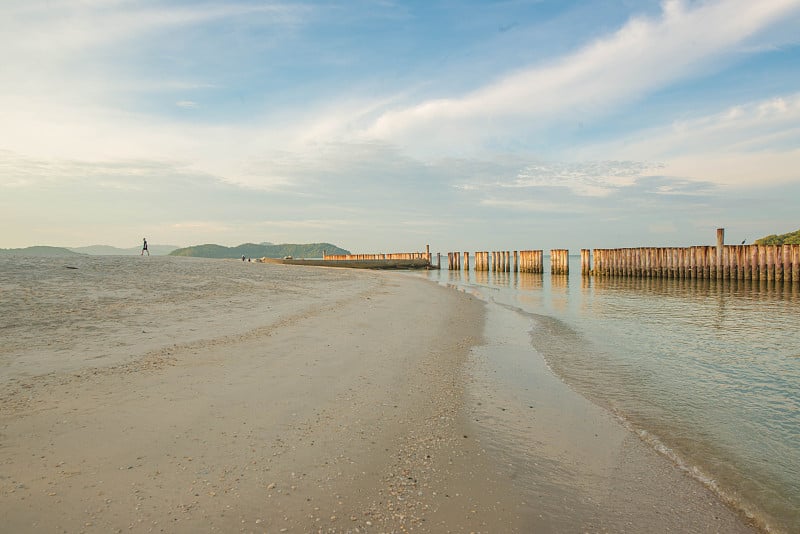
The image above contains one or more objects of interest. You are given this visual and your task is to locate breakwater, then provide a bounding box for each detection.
[318,231,800,284]
[443,244,800,284]
[439,230,800,286]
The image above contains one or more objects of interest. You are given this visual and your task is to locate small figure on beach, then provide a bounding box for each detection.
[242,255,246,262]
[141,238,149,256]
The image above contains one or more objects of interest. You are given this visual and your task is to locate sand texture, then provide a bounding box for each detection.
[0,257,758,532]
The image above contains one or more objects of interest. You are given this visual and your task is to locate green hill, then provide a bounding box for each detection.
[0,246,84,257]
[755,228,800,245]
[169,242,350,259]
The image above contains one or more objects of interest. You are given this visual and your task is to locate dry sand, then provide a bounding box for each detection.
[1,265,507,533]
[0,259,758,533]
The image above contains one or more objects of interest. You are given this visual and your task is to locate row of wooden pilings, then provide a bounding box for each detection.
[324,252,430,261]
[443,244,800,284]
[324,245,432,262]
[589,244,800,282]
[446,250,549,273]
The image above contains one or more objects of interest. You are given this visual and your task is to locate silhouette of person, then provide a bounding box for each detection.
[142,238,149,256]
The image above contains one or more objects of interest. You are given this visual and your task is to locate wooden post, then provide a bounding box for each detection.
[767,246,775,282]
[793,244,800,283]
[464,251,469,272]
[709,246,717,280]
[716,228,724,280]
[783,244,792,284]
[738,245,745,281]
[723,246,731,280]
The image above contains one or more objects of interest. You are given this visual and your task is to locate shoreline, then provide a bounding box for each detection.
[1,260,760,532]
[456,291,760,532]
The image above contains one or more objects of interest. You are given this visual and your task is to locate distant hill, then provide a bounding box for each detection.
[0,246,84,257]
[755,229,800,245]
[170,242,350,259]
[69,244,179,256]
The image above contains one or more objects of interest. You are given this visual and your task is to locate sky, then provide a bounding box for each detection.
[1,0,799,253]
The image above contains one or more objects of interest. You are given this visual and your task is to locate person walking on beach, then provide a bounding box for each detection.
[141,238,149,256]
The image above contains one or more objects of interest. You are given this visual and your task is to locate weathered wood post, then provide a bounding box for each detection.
[793,244,800,283]
[783,244,792,284]
[716,228,724,280]
[464,251,469,272]
[767,246,776,282]
[758,245,767,281]
[723,246,731,280]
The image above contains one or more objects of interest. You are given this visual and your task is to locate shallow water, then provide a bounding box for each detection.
[0,255,372,381]
[426,257,800,533]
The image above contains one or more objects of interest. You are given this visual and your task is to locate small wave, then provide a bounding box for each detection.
[610,409,772,533]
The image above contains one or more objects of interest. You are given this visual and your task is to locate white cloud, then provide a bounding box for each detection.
[176,100,199,109]
[363,0,800,154]
[580,92,800,187]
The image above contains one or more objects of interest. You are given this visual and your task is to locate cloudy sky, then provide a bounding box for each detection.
[2,0,799,253]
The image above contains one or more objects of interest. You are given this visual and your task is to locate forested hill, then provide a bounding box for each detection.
[0,246,83,257]
[755,228,800,245]
[169,242,350,259]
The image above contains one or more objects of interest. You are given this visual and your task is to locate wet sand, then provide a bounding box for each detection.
[0,258,757,532]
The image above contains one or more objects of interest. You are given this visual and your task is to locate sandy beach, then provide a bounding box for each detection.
[0,258,757,532]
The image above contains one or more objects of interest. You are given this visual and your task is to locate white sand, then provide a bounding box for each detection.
[0,258,758,533]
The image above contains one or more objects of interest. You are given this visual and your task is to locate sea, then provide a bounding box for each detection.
[423,255,799,533]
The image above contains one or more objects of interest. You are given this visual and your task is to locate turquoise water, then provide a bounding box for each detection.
[426,256,800,533]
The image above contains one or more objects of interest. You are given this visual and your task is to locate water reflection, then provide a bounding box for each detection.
[427,259,800,533]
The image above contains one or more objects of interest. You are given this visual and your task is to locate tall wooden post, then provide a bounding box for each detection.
[716,228,724,280]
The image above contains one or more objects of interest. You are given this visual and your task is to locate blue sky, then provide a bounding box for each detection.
[1,0,799,253]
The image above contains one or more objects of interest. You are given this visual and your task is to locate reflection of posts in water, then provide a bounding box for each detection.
[551,273,568,290]
[516,272,543,290]
[581,273,591,289]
